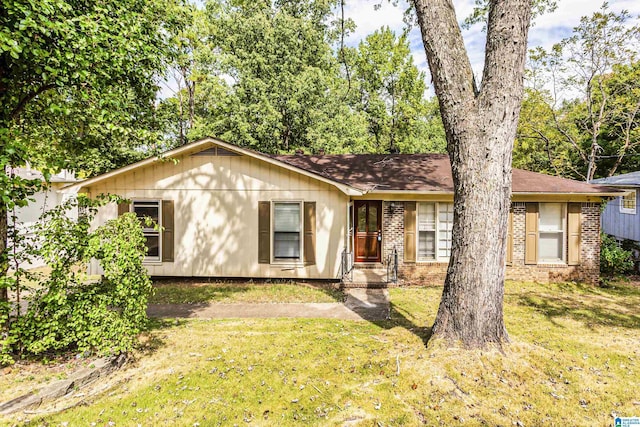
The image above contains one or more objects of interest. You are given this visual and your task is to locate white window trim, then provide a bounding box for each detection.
[416,202,453,263]
[538,202,566,264]
[271,200,304,265]
[619,190,637,215]
[131,199,162,263]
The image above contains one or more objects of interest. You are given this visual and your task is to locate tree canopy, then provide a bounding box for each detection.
[514,3,640,180]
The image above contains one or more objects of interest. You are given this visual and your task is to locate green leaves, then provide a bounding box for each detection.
[517,3,640,180]
[3,196,153,363]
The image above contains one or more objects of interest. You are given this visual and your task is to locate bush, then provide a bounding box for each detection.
[2,196,153,363]
[600,233,634,277]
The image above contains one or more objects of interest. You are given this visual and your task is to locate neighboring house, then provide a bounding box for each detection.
[65,137,622,285]
[12,166,79,269]
[592,172,640,243]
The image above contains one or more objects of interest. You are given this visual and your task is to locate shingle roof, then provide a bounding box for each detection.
[273,153,619,194]
[591,171,640,187]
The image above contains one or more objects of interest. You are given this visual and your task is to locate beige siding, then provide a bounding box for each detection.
[88,147,348,279]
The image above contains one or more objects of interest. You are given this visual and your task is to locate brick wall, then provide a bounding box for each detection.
[506,202,601,284]
[380,201,601,285]
[382,201,404,263]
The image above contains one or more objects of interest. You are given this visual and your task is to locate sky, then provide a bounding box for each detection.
[342,0,640,94]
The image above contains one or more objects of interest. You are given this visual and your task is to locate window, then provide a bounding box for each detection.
[417,202,453,261]
[538,203,565,263]
[620,190,637,214]
[438,203,454,258]
[273,202,301,260]
[417,203,436,260]
[133,200,161,260]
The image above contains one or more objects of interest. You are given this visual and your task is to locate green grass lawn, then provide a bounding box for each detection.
[1,280,639,426]
[149,279,345,304]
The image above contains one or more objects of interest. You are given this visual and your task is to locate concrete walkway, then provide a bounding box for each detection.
[147,288,390,321]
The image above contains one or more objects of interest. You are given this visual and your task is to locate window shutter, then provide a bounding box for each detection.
[506,206,513,266]
[567,203,581,265]
[404,202,416,262]
[303,202,316,265]
[162,200,174,262]
[117,202,129,216]
[258,201,271,264]
[525,203,539,265]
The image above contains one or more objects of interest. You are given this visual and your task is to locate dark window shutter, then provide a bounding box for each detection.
[525,203,539,265]
[303,202,316,265]
[507,206,513,266]
[117,202,129,216]
[162,200,174,262]
[258,201,271,264]
[404,202,416,262]
[567,203,581,265]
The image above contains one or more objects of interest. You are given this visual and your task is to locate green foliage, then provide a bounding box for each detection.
[1,0,180,175]
[600,233,634,276]
[161,0,444,156]
[1,197,153,364]
[518,4,640,179]
[352,27,440,154]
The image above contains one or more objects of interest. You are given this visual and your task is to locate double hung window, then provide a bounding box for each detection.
[417,202,453,261]
[538,203,565,263]
[132,200,161,260]
[273,202,301,260]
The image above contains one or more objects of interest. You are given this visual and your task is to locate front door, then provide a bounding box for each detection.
[354,200,382,262]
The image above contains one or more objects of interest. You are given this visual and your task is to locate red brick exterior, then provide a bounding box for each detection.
[381,201,601,285]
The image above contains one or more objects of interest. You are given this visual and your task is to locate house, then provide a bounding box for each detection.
[65,137,622,285]
[592,172,640,244]
[12,166,79,269]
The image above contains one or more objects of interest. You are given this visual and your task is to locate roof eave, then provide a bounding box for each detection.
[368,189,624,197]
[64,137,364,196]
[513,191,624,197]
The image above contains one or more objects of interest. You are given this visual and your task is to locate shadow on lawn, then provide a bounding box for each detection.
[346,288,433,346]
[515,282,640,330]
[385,301,433,346]
[138,317,189,356]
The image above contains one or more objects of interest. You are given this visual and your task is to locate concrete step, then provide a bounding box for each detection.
[343,267,394,288]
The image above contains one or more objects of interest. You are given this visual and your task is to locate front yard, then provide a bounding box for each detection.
[148,279,345,304]
[1,280,639,426]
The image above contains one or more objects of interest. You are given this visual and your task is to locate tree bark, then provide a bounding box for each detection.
[412,0,532,348]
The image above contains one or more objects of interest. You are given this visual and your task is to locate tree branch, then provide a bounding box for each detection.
[10,84,57,121]
[411,0,477,122]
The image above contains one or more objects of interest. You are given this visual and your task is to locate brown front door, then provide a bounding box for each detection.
[354,200,382,262]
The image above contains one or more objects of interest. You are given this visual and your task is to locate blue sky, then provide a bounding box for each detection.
[343,0,640,94]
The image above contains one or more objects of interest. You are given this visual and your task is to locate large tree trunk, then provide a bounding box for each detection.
[412,0,532,348]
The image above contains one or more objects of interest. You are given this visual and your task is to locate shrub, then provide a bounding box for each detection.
[2,196,153,363]
[600,233,634,276]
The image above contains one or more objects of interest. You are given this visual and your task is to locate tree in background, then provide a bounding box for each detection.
[157,0,445,156]
[187,0,346,154]
[352,27,433,153]
[515,4,640,180]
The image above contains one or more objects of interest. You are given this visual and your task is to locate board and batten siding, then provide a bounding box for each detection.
[601,189,640,242]
[86,148,349,279]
